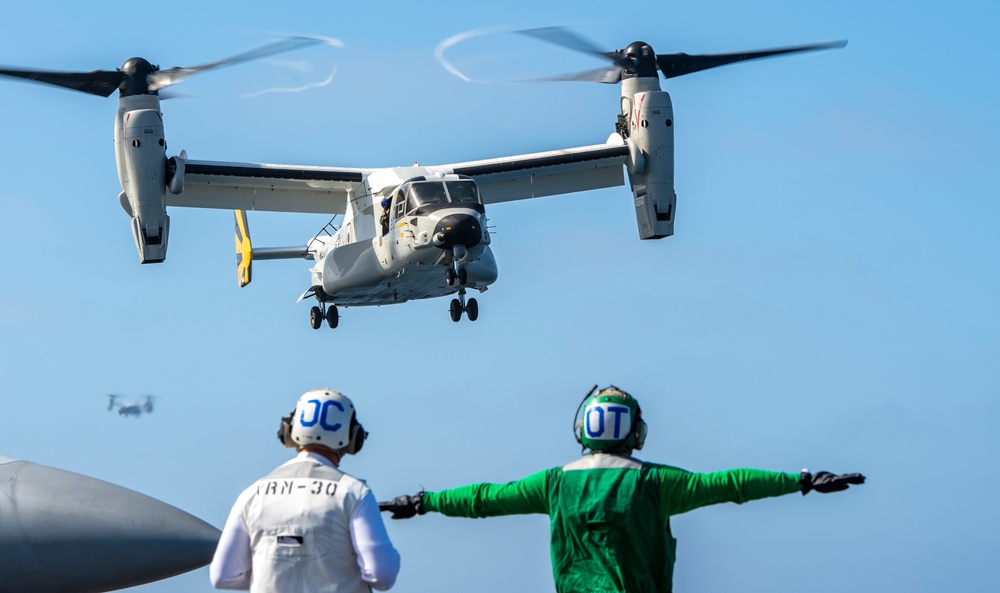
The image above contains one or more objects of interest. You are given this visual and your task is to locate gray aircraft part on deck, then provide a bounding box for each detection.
[0,455,221,593]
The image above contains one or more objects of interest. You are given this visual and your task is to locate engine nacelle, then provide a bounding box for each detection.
[116,98,169,263]
[131,214,169,264]
[167,150,186,195]
[621,85,677,240]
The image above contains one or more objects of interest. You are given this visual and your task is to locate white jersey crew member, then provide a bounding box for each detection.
[211,389,400,592]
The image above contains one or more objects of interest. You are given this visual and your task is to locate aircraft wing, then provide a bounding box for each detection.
[444,141,629,204]
[167,160,369,214]
[169,141,629,213]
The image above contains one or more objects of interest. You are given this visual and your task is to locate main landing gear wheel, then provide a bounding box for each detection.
[458,267,468,285]
[446,268,456,286]
[309,306,323,330]
[309,302,340,330]
[448,290,480,322]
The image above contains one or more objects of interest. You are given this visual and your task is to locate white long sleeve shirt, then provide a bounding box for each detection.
[210,451,400,592]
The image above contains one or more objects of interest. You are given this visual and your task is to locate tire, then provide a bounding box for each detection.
[458,267,468,285]
[466,298,479,321]
[445,268,456,286]
[449,299,462,322]
[309,306,323,330]
[326,305,339,329]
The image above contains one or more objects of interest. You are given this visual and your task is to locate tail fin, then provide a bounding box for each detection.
[235,210,253,287]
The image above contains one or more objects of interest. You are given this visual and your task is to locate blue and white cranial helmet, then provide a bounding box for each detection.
[290,389,364,453]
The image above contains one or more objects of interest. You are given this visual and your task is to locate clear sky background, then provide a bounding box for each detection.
[0,1,997,592]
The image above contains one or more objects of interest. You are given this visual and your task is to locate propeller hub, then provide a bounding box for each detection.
[119,57,158,96]
[621,42,658,79]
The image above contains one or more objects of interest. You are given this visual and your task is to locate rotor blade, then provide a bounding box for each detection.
[656,40,847,79]
[518,27,628,69]
[0,67,124,97]
[148,36,334,92]
[527,65,624,84]
[157,87,197,100]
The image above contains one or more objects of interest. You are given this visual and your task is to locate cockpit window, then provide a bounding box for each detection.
[393,191,405,220]
[406,183,448,210]
[401,180,484,215]
[445,181,481,204]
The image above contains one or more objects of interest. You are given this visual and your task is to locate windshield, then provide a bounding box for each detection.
[446,181,481,205]
[406,183,448,210]
[402,180,484,214]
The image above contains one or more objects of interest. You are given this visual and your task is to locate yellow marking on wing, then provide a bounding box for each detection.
[235,210,253,288]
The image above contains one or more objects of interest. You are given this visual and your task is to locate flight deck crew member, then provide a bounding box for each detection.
[380,198,391,236]
[380,386,864,593]
[211,389,400,592]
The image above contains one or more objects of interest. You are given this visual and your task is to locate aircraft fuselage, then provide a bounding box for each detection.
[311,175,497,307]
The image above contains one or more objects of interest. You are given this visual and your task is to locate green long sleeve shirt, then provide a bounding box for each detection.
[423,453,802,593]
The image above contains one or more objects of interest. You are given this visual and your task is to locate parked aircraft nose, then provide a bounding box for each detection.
[0,456,221,593]
[432,213,482,249]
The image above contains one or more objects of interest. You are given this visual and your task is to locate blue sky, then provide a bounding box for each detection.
[0,1,997,592]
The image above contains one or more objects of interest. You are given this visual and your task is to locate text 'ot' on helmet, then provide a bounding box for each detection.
[575,386,647,453]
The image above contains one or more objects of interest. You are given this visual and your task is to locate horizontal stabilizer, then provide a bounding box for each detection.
[253,246,312,260]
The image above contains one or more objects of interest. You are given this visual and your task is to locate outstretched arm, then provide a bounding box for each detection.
[659,466,866,515]
[661,467,803,516]
[381,469,550,519]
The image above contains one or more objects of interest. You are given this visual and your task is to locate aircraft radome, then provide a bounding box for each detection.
[0,30,845,329]
[0,455,219,593]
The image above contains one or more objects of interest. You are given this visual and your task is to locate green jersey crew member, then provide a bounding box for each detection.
[381,386,864,593]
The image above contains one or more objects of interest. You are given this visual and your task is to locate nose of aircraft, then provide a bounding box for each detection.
[432,213,482,249]
[0,457,221,593]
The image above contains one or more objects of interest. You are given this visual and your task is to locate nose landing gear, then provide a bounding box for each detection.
[449,289,479,323]
[445,245,470,287]
[445,265,469,286]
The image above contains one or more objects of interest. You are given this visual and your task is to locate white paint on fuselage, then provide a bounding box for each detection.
[312,170,497,306]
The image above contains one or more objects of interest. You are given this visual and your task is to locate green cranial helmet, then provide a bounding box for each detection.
[574,386,647,453]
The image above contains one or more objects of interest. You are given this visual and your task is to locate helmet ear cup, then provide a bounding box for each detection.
[277,412,296,448]
[634,417,648,451]
[627,396,646,451]
[345,417,367,455]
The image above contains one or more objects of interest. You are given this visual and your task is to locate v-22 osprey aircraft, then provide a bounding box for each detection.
[107,394,155,417]
[0,30,845,328]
